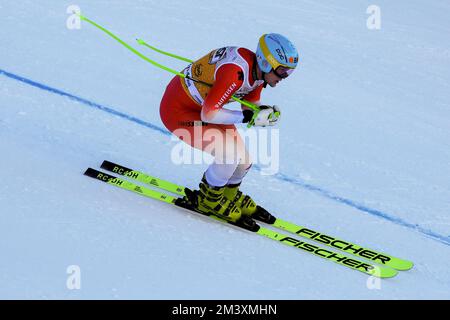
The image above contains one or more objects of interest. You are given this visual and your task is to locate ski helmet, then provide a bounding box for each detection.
[256,33,299,77]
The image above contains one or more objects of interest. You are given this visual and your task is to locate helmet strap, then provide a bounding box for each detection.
[253,56,268,87]
[262,72,268,88]
[251,57,259,81]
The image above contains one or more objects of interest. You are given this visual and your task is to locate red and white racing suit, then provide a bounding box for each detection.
[160,47,265,186]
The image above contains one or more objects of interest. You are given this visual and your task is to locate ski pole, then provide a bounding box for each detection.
[136,38,193,63]
[77,13,264,127]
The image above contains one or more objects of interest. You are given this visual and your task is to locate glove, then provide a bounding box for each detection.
[243,105,281,127]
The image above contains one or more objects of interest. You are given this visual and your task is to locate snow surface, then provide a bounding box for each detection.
[1,0,450,299]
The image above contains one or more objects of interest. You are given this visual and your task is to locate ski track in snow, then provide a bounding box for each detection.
[2,67,449,247]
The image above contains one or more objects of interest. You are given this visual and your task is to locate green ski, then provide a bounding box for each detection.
[84,167,398,278]
[99,160,413,271]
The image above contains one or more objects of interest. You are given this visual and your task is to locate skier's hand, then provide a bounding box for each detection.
[243,105,281,127]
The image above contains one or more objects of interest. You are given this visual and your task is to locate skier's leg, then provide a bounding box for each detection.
[195,126,252,222]
[204,162,239,187]
[159,80,245,222]
[220,133,276,223]
[215,132,257,216]
[203,124,249,185]
[202,129,274,222]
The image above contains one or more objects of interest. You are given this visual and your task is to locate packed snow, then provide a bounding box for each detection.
[1,0,450,299]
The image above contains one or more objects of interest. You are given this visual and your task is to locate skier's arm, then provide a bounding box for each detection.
[200,64,245,124]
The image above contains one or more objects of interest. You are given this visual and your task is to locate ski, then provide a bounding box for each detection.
[99,160,413,271]
[84,167,397,278]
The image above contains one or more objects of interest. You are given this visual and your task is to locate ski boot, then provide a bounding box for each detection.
[223,183,276,224]
[184,176,259,231]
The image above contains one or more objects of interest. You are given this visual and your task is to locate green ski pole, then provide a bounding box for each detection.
[77,13,263,127]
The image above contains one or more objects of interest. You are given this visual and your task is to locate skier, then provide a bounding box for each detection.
[159,33,299,227]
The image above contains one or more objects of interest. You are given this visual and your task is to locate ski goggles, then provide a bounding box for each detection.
[273,65,295,79]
